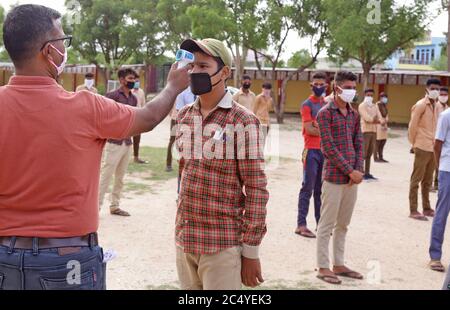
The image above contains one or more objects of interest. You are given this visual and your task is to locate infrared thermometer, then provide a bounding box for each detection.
[176,49,195,68]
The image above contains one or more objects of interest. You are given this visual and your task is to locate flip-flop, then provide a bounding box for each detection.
[409,214,428,221]
[429,261,446,273]
[295,228,316,238]
[317,274,342,285]
[110,208,131,217]
[335,271,364,280]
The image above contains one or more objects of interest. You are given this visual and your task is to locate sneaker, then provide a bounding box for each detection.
[363,174,371,181]
[380,159,389,163]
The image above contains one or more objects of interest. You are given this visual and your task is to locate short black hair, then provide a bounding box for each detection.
[85,73,94,79]
[440,87,448,93]
[334,71,357,86]
[3,4,62,66]
[242,75,252,81]
[262,82,272,90]
[135,73,140,79]
[312,72,327,81]
[364,88,375,94]
[427,78,441,87]
[380,92,388,98]
[118,68,137,79]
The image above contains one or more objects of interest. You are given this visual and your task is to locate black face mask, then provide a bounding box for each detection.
[190,68,222,96]
[126,81,135,90]
[243,83,251,90]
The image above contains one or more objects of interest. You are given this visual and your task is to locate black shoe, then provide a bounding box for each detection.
[368,174,378,181]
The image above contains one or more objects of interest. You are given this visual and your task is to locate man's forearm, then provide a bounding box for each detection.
[143,85,179,130]
[435,141,443,170]
[128,84,180,137]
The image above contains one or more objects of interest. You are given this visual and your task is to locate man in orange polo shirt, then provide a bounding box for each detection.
[0,4,188,290]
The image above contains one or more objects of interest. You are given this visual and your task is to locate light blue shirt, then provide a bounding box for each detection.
[436,109,450,172]
[175,88,196,111]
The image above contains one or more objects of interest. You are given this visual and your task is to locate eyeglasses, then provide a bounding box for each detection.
[40,35,73,51]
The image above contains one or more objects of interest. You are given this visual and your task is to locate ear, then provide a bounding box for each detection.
[41,44,55,62]
[221,66,230,80]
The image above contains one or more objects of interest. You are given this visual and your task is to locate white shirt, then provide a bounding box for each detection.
[436,109,450,172]
[176,88,196,111]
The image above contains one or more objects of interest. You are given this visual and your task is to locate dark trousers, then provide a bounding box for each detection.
[363,132,376,175]
[133,135,141,158]
[166,119,177,168]
[375,139,387,160]
[297,149,324,227]
[0,243,106,290]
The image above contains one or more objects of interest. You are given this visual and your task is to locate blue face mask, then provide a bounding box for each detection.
[313,86,326,97]
[134,82,140,89]
[381,97,388,104]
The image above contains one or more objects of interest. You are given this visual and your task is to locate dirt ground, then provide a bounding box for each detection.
[98,115,449,290]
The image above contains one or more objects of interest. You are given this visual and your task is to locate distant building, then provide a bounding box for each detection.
[385,34,446,71]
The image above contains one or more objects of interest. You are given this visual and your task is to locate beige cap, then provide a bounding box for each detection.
[180,38,232,68]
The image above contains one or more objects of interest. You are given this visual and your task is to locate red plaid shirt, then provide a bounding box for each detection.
[316,99,363,184]
[175,91,269,257]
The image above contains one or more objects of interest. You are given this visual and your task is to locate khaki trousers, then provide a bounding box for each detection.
[363,132,376,175]
[317,181,358,269]
[409,148,436,212]
[176,246,242,290]
[99,142,132,209]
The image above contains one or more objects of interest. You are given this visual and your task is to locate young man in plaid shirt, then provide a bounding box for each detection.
[315,71,364,285]
[175,38,269,290]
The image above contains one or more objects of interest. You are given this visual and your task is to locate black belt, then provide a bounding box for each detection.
[0,233,98,250]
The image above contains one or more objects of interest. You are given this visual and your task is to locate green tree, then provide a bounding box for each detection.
[325,0,432,89]
[248,0,327,123]
[156,0,193,54]
[0,5,4,49]
[288,49,317,69]
[432,55,448,70]
[186,0,262,86]
[65,0,142,80]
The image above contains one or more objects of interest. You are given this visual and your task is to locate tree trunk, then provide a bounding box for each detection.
[271,68,283,124]
[362,63,372,91]
[448,2,450,72]
[234,43,242,88]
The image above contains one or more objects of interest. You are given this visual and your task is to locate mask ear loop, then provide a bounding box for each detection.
[47,44,65,74]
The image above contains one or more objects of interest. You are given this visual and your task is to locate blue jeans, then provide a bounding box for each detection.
[0,244,106,290]
[297,149,324,227]
[429,171,450,261]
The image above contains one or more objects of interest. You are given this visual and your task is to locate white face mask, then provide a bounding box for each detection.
[338,87,357,103]
[85,79,95,89]
[364,96,374,105]
[263,90,271,97]
[428,89,440,100]
[439,95,448,104]
[48,44,67,76]
[381,97,388,104]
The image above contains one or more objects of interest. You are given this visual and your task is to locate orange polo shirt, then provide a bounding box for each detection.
[0,76,136,238]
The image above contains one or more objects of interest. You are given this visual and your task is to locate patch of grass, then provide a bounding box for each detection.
[128,147,179,182]
[124,182,152,195]
[388,132,401,139]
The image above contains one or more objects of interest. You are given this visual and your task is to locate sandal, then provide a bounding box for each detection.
[295,227,316,238]
[110,208,131,217]
[409,213,428,221]
[423,209,435,217]
[335,270,364,280]
[429,260,446,273]
[317,274,342,285]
